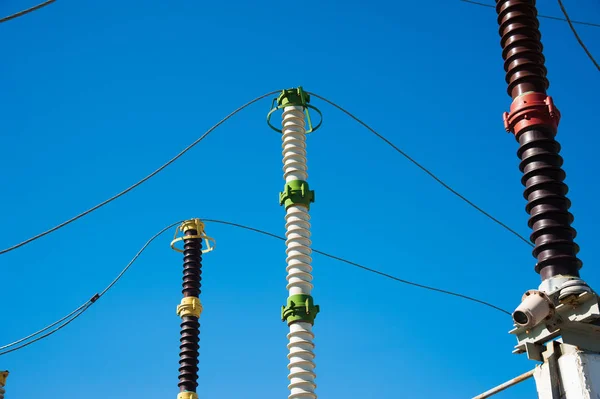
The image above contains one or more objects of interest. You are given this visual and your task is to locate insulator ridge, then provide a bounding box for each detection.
[496,0,549,97]
[178,316,200,392]
[178,230,203,393]
[517,129,581,278]
[182,231,203,297]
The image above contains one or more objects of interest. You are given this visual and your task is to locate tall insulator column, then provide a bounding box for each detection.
[170,219,214,399]
[496,0,582,281]
[271,88,321,399]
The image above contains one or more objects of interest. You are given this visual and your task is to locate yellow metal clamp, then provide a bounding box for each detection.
[176,296,203,318]
[0,371,8,387]
[170,218,216,254]
[177,392,199,399]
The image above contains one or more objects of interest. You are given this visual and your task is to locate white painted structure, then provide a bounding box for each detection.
[534,343,600,399]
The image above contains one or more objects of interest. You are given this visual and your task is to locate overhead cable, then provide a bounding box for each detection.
[0,91,279,256]
[0,220,181,356]
[461,0,600,28]
[203,219,512,315]
[557,0,600,71]
[307,92,533,248]
[0,216,510,356]
[0,0,56,24]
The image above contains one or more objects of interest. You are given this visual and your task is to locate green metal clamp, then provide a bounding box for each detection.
[266,86,323,134]
[281,294,320,325]
[279,180,315,210]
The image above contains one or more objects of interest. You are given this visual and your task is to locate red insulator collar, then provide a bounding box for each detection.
[503,92,561,137]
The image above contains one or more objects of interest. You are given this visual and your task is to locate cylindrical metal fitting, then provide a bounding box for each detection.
[178,228,203,393]
[512,290,552,328]
[496,0,582,280]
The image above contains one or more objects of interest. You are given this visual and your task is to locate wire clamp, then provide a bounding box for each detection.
[282,294,320,325]
[279,180,315,210]
[177,297,203,318]
[503,93,561,136]
[170,219,216,254]
[267,86,323,134]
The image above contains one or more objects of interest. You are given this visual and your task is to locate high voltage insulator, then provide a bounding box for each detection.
[497,0,581,281]
[268,87,322,399]
[171,219,215,399]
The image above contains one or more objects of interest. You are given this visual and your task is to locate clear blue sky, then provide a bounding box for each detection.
[1,0,599,398]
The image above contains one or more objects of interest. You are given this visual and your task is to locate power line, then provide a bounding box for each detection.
[0,301,89,352]
[0,217,510,356]
[307,92,533,248]
[557,0,600,71]
[0,0,56,24]
[203,219,511,315]
[0,91,279,256]
[0,220,181,356]
[461,0,600,28]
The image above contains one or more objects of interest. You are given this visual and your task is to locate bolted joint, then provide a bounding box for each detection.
[180,218,205,234]
[277,86,310,108]
[177,392,198,399]
[279,180,315,210]
[176,297,203,318]
[267,86,323,134]
[281,294,320,325]
[503,92,561,138]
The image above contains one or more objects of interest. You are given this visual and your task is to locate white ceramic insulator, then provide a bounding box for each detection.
[282,105,317,399]
[287,322,316,399]
[282,106,308,183]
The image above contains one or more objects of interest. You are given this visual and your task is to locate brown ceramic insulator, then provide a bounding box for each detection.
[182,229,202,298]
[518,128,581,279]
[496,0,549,98]
[178,230,202,392]
[178,316,200,392]
[496,1,582,279]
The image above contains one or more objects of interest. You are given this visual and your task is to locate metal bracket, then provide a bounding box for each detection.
[510,291,600,360]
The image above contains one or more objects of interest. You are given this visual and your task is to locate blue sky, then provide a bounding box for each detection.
[1,0,599,398]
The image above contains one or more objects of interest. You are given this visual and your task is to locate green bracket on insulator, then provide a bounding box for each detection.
[279,180,315,210]
[281,294,320,325]
[266,86,323,134]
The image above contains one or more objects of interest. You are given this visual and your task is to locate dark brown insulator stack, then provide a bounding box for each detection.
[179,229,202,393]
[496,0,582,280]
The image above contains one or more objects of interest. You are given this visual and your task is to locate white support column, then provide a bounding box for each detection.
[534,343,600,399]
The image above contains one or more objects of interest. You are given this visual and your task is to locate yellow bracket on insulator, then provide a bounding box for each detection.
[177,392,198,399]
[0,371,8,387]
[177,296,203,318]
[170,218,216,254]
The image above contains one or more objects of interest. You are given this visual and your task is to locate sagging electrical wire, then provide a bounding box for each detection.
[0,91,279,256]
[460,0,600,28]
[307,92,533,248]
[0,217,510,356]
[202,219,511,315]
[557,0,600,71]
[0,220,182,356]
[0,0,56,24]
